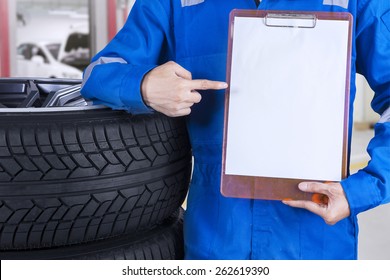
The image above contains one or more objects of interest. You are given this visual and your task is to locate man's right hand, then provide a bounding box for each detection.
[141,61,228,117]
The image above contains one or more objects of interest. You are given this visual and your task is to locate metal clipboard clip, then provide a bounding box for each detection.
[264,13,317,28]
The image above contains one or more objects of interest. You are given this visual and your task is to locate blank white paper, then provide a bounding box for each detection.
[225,16,349,181]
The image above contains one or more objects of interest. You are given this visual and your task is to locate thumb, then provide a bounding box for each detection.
[298,182,329,194]
[171,62,192,80]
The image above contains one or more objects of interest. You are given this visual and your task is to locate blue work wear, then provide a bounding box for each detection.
[81,0,390,259]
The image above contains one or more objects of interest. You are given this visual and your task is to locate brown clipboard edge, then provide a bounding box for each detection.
[221,10,353,201]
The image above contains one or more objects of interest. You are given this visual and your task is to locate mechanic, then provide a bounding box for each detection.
[81,0,390,259]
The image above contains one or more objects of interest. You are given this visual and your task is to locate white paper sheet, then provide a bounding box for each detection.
[225,17,349,181]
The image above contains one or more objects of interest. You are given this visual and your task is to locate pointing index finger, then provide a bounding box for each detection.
[187,79,228,91]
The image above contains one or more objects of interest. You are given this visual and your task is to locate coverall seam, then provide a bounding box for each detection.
[118,66,133,110]
[157,0,173,30]
[356,0,370,16]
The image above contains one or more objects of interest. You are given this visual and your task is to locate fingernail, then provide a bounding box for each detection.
[299,183,308,191]
[221,82,228,88]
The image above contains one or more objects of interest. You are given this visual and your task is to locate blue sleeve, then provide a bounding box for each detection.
[341,0,390,215]
[80,0,173,114]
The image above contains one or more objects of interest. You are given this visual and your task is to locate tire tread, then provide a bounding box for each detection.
[0,111,191,250]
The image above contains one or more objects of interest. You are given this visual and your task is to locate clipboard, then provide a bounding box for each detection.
[221,10,353,201]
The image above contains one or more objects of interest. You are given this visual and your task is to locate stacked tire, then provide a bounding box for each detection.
[0,79,192,260]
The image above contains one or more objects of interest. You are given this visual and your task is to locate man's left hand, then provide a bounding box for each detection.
[282,182,350,225]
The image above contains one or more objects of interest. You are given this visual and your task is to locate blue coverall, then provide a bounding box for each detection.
[81,0,390,259]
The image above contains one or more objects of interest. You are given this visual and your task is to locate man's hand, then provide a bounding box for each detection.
[141,61,228,117]
[282,182,351,225]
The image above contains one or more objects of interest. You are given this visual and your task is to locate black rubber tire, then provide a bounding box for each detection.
[0,109,191,250]
[0,208,184,260]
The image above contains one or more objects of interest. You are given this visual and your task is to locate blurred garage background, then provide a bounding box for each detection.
[0,0,388,259]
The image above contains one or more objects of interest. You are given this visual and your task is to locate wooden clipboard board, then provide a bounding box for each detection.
[221,10,353,200]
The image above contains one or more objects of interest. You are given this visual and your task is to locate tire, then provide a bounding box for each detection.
[0,208,184,260]
[0,79,192,250]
